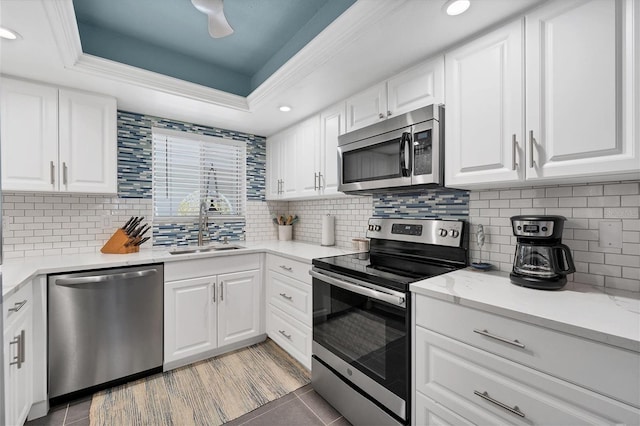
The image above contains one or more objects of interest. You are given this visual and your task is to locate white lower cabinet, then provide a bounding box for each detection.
[265,254,312,369]
[412,295,640,426]
[164,254,263,369]
[4,284,33,426]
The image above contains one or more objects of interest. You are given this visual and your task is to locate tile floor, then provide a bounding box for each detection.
[25,384,351,426]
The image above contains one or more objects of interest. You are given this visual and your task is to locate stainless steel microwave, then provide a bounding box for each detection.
[338,104,443,194]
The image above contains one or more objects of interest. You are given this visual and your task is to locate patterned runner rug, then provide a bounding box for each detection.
[89,339,310,425]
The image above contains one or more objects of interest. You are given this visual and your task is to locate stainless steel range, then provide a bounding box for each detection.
[310,218,468,426]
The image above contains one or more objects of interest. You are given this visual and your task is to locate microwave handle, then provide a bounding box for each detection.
[400,132,411,177]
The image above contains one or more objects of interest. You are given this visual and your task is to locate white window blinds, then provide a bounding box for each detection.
[152,129,246,220]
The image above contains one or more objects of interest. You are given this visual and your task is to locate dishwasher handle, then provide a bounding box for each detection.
[54,269,158,286]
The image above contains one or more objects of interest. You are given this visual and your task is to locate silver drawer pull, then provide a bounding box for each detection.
[278,329,292,339]
[474,390,525,418]
[9,330,25,369]
[473,329,525,349]
[8,300,27,314]
[279,293,293,300]
[279,265,293,272]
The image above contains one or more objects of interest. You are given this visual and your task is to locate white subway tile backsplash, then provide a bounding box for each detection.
[471,180,640,291]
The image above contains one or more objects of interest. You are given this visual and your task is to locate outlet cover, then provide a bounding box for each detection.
[599,221,622,249]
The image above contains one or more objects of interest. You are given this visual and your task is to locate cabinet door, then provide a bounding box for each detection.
[525,0,640,181]
[295,116,321,198]
[164,276,217,363]
[58,90,117,193]
[444,19,525,189]
[345,82,387,132]
[4,304,33,426]
[266,133,283,200]
[1,78,59,192]
[414,392,474,426]
[217,269,261,347]
[387,56,444,118]
[281,128,298,198]
[319,103,346,195]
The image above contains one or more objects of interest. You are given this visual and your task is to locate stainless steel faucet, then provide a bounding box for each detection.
[198,199,208,246]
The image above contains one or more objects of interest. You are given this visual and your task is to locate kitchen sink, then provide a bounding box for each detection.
[168,244,244,255]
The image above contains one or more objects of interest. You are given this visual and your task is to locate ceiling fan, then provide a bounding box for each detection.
[191,0,234,39]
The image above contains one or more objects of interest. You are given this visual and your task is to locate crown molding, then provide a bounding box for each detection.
[42,0,405,113]
[247,0,407,110]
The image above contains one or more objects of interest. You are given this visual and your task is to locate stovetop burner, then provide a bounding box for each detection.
[312,218,468,292]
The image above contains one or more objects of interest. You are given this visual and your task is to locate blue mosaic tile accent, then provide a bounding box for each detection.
[372,188,470,219]
[117,110,266,201]
[152,221,246,247]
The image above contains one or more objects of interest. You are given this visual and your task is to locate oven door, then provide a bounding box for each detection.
[310,268,409,420]
[337,126,412,193]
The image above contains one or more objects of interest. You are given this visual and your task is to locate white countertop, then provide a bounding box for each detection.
[1,240,352,298]
[411,268,640,352]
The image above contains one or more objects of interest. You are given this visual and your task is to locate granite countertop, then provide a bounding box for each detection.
[1,240,353,298]
[411,268,640,352]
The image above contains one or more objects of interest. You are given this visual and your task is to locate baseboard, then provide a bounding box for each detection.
[163,334,267,372]
[27,399,49,420]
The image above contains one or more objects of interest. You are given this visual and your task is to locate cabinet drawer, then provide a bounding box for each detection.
[267,305,311,370]
[414,391,473,426]
[415,294,640,407]
[267,270,311,326]
[415,327,640,426]
[3,284,32,329]
[165,253,260,282]
[266,254,311,285]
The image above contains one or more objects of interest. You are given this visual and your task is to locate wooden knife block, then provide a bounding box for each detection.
[101,228,139,254]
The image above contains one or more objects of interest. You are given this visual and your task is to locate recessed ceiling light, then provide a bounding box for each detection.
[443,0,470,16]
[0,27,21,40]
[279,106,292,112]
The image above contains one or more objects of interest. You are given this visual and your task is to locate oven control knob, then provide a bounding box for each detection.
[374,225,382,232]
[450,230,460,238]
[368,225,374,231]
[439,228,448,237]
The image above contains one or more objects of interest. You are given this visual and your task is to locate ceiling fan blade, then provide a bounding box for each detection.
[208,13,234,38]
[191,0,233,39]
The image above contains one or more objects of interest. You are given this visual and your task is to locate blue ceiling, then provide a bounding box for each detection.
[72,0,355,97]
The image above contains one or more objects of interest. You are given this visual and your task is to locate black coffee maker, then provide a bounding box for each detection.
[510,215,576,290]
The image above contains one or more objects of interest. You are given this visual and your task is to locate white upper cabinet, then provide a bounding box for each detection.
[1,79,59,192]
[1,78,118,194]
[59,90,117,193]
[445,0,639,189]
[525,0,639,181]
[295,116,321,198]
[346,56,444,132]
[445,20,524,188]
[319,102,346,196]
[266,128,297,199]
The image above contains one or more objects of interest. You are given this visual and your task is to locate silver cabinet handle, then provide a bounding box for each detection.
[50,161,55,185]
[54,269,158,286]
[279,265,293,272]
[220,281,224,301]
[310,269,406,307]
[473,329,525,349]
[278,329,292,339]
[212,283,216,303]
[9,330,25,369]
[474,391,525,418]
[387,110,392,117]
[8,300,27,314]
[318,173,324,189]
[314,172,318,190]
[378,113,385,119]
[529,130,535,168]
[63,162,68,185]
[512,134,518,170]
[279,293,292,300]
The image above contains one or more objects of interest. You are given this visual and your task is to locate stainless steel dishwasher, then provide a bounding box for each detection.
[48,264,163,400]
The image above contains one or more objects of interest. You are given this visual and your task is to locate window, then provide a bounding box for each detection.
[152,128,246,220]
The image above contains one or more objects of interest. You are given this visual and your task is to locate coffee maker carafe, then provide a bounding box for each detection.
[510,215,575,290]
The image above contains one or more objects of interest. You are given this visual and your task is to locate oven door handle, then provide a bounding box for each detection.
[310,270,406,307]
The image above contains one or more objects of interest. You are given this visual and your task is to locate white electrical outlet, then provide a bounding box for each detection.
[102,215,111,228]
[599,221,622,249]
